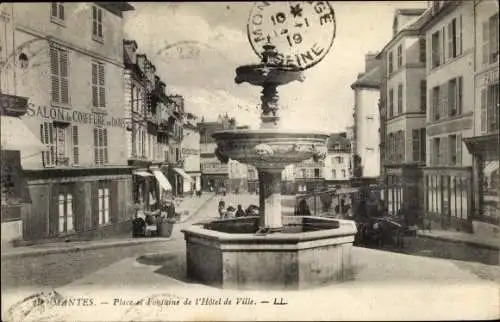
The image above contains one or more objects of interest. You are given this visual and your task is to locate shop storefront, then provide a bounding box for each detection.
[1,94,46,243]
[423,167,473,232]
[465,134,499,229]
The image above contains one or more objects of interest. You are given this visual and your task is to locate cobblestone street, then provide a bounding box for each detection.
[3,193,499,293]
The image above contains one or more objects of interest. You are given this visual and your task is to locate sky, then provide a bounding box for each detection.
[123,1,427,132]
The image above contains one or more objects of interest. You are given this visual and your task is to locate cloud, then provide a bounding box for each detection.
[124,2,428,134]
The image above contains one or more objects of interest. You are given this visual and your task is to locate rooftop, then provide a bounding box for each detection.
[350,66,382,89]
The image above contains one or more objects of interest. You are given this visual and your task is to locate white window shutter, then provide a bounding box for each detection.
[458,15,463,55]
[60,50,69,104]
[482,21,489,65]
[50,47,60,104]
[481,88,487,133]
[456,134,462,166]
[92,62,98,107]
[98,63,105,107]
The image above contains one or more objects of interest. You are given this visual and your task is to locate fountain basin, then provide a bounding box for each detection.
[182,216,357,290]
[235,64,304,86]
[213,129,329,170]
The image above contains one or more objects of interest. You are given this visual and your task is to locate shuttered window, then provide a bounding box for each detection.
[93,128,108,165]
[40,122,56,167]
[397,45,403,68]
[50,46,69,105]
[420,80,427,112]
[481,88,487,133]
[72,125,79,165]
[51,2,65,21]
[91,61,106,108]
[92,5,103,39]
[431,31,440,68]
[397,84,403,114]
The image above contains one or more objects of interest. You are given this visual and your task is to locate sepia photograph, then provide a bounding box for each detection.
[1,1,499,321]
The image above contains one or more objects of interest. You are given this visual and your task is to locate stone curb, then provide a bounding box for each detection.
[177,194,216,223]
[417,232,500,251]
[1,237,172,260]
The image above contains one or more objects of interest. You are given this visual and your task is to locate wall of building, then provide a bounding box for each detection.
[355,88,381,178]
[0,3,134,242]
[425,1,475,168]
[324,152,351,181]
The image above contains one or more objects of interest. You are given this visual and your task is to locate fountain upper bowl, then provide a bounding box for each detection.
[212,129,329,170]
[235,64,304,86]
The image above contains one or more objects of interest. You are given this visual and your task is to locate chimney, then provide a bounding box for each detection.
[365,52,379,72]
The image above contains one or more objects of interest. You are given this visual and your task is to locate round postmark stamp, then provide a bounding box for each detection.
[247,1,336,70]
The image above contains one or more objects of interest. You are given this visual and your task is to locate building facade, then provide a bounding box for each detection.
[295,159,325,193]
[378,8,428,219]
[464,0,499,234]
[421,0,475,231]
[182,113,201,194]
[351,53,382,181]
[324,132,352,186]
[1,3,135,241]
[198,114,234,191]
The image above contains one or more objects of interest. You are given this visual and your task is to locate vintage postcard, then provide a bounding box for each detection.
[1,1,499,321]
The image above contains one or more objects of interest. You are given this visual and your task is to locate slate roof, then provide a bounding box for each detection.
[350,66,382,89]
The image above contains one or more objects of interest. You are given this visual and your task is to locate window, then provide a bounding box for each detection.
[41,122,56,167]
[449,134,462,166]
[431,31,441,68]
[397,84,403,114]
[50,46,69,105]
[412,128,426,163]
[432,86,440,121]
[341,169,346,178]
[482,13,499,66]
[447,77,462,116]
[314,168,320,178]
[419,38,426,63]
[72,125,79,165]
[93,128,108,165]
[40,122,70,167]
[51,2,65,23]
[92,61,106,108]
[300,169,306,178]
[332,169,336,178]
[481,83,500,134]
[92,5,103,41]
[396,131,405,162]
[58,193,74,233]
[420,80,427,112]
[388,51,393,74]
[98,187,110,225]
[389,88,394,118]
[432,137,441,166]
[397,44,403,68]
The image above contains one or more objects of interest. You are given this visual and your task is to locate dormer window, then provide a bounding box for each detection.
[51,2,65,26]
[92,5,103,43]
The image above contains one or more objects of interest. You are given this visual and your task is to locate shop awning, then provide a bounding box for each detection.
[133,170,153,177]
[1,116,46,155]
[174,167,194,183]
[152,169,172,191]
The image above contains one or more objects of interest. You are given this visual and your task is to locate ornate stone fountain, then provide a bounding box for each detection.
[182,2,356,290]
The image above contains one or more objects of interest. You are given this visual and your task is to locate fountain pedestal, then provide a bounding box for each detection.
[258,169,284,230]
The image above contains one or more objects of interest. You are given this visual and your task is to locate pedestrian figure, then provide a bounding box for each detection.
[218,200,226,219]
[132,213,146,238]
[235,204,246,217]
[226,206,236,218]
[297,199,311,216]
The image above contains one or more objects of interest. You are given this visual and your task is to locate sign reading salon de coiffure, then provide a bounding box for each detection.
[24,103,128,128]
